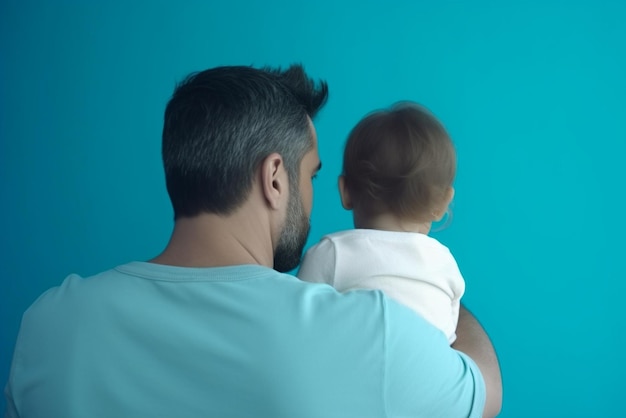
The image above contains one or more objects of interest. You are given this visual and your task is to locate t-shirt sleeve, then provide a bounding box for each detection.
[383,297,486,418]
[4,380,19,418]
[297,238,337,286]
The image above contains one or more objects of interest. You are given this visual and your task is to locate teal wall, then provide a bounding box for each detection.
[2,1,625,416]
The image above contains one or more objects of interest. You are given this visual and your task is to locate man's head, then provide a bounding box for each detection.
[162,65,327,271]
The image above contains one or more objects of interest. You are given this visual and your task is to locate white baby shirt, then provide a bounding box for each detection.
[298,229,465,343]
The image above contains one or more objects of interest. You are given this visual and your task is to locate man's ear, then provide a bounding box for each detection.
[338,175,353,210]
[260,153,288,210]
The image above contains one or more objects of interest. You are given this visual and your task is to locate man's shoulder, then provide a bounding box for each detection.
[317,229,449,250]
[24,262,389,317]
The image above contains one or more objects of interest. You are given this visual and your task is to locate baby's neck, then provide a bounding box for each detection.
[354,213,431,235]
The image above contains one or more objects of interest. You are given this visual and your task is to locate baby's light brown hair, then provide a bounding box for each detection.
[342,102,456,223]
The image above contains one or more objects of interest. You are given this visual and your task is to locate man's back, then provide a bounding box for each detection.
[5,262,484,417]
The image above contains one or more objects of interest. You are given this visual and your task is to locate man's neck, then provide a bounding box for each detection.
[150,209,274,268]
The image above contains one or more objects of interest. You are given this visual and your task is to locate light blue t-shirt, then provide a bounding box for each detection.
[5,262,485,417]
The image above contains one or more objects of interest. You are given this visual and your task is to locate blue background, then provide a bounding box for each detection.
[1,1,625,416]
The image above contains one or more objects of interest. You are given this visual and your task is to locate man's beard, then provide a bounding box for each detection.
[273,185,310,273]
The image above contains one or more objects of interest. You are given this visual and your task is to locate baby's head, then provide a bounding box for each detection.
[340,102,456,233]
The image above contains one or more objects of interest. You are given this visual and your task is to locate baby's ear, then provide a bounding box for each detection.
[433,187,455,221]
[338,175,353,210]
[445,186,455,206]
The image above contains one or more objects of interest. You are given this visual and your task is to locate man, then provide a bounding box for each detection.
[5,65,502,417]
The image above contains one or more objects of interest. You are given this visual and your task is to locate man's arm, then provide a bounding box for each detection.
[452,305,503,418]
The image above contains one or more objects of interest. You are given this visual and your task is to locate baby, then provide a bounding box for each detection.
[298,102,464,343]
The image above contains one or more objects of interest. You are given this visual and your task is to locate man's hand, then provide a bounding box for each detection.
[452,305,503,417]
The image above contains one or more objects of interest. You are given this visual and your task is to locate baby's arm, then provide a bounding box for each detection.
[447,254,467,344]
[297,238,337,285]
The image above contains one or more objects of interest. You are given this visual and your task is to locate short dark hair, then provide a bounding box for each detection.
[342,102,456,222]
[162,65,328,219]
